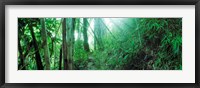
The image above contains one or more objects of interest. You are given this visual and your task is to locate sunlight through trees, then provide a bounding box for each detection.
[18,18,182,70]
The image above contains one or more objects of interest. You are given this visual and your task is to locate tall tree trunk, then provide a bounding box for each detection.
[83,18,90,52]
[62,18,68,70]
[94,18,100,50]
[74,18,81,40]
[71,18,75,69]
[29,24,44,70]
[135,19,142,46]
[59,46,62,70]
[52,42,55,69]
[94,18,104,50]
[76,18,81,40]
[98,19,104,50]
[66,18,75,70]
[41,18,50,70]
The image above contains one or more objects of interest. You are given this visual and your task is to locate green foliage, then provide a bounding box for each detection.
[73,40,91,70]
[138,18,182,70]
[18,18,182,70]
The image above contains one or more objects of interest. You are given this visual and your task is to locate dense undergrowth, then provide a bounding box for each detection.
[18,18,182,70]
[73,18,182,70]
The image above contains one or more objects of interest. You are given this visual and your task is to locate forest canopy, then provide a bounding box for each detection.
[18,18,182,70]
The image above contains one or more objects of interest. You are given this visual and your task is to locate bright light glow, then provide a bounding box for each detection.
[103,18,112,31]
[87,19,94,50]
[74,30,78,41]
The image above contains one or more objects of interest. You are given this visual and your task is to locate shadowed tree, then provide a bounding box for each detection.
[59,46,62,70]
[66,18,75,70]
[29,20,44,70]
[94,18,104,50]
[62,18,68,70]
[83,18,90,52]
[41,18,50,70]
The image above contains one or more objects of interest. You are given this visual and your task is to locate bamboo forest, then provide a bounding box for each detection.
[18,18,182,70]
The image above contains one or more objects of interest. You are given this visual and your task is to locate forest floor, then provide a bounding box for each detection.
[86,55,96,69]
[82,53,154,70]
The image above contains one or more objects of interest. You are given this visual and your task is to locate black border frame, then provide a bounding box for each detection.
[0,0,200,88]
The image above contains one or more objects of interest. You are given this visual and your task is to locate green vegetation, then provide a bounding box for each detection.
[18,18,182,70]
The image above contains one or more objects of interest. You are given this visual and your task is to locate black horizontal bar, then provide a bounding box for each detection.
[2,0,199,5]
[3,83,198,88]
